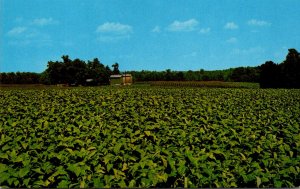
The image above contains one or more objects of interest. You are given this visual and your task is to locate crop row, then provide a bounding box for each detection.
[149,81,260,88]
[0,87,299,187]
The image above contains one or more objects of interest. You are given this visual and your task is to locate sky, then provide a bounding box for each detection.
[1,0,300,73]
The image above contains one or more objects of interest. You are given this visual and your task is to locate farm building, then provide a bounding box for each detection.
[110,74,132,85]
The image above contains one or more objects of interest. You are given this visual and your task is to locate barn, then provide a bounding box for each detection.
[110,74,132,85]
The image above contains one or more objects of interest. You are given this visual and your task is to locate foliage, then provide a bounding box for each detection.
[260,48,300,88]
[0,87,299,188]
[0,72,40,84]
[112,63,120,75]
[128,67,260,83]
[44,55,112,85]
[230,67,260,82]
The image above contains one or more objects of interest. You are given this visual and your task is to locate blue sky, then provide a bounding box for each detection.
[1,0,300,72]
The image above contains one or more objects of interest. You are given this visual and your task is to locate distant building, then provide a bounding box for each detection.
[85,79,94,86]
[110,74,132,85]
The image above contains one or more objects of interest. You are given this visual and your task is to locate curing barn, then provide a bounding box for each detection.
[109,74,132,85]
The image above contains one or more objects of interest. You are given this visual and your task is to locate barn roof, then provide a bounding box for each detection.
[110,75,122,78]
[123,74,132,77]
[110,74,132,78]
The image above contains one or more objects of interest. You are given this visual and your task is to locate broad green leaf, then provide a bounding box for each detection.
[93,178,104,188]
[57,180,70,188]
[80,180,86,188]
[18,167,30,178]
[67,164,81,177]
[144,131,151,137]
[107,164,113,172]
[240,153,246,161]
[256,177,261,188]
[0,163,8,173]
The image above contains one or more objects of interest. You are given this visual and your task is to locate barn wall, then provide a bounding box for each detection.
[110,78,122,85]
[123,76,132,84]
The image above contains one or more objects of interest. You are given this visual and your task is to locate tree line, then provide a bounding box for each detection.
[0,48,299,88]
[1,56,120,86]
[0,55,260,85]
[0,72,40,84]
[0,66,260,85]
[128,67,260,83]
[260,48,300,88]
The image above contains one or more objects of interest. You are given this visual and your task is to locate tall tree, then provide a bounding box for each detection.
[259,49,300,88]
[281,48,300,88]
[112,63,120,74]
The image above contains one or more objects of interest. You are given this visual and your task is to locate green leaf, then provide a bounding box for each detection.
[141,178,151,187]
[107,164,113,172]
[144,131,151,136]
[240,153,247,161]
[161,157,167,168]
[0,172,10,183]
[256,176,261,188]
[128,179,136,187]
[66,148,75,156]
[113,143,122,154]
[118,179,127,187]
[0,153,9,159]
[18,167,30,178]
[156,173,168,182]
[177,162,186,176]
[57,180,70,188]
[0,163,8,173]
[184,177,188,188]
[80,180,86,188]
[33,168,43,174]
[87,146,96,151]
[23,178,31,187]
[21,142,28,149]
[67,164,81,177]
[274,180,282,188]
[93,178,104,188]
[33,180,45,187]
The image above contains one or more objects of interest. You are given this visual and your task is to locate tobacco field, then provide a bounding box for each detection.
[0,87,300,188]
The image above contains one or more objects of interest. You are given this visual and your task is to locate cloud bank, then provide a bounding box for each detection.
[224,22,239,30]
[31,17,58,26]
[96,22,133,42]
[167,19,199,32]
[96,22,132,34]
[247,19,271,26]
[7,27,27,36]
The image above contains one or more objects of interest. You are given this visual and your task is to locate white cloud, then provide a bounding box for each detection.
[224,22,239,30]
[7,18,55,46]
[167,19,199,32]
[151,26,161,33]
[96,22,133,42]
[7,26,52,46]
[199,27,210,34]
[31,17,58,26]
[96,22,132,34]
[7,27,27,36]
[247,19,271,26]
[232,47,265,55]
[226,37,238,43]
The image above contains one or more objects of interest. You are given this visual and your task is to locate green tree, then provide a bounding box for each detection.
[259,48,300,88]
[112,63,120,74]
[87,58,111,85]
[281,48,300,88]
